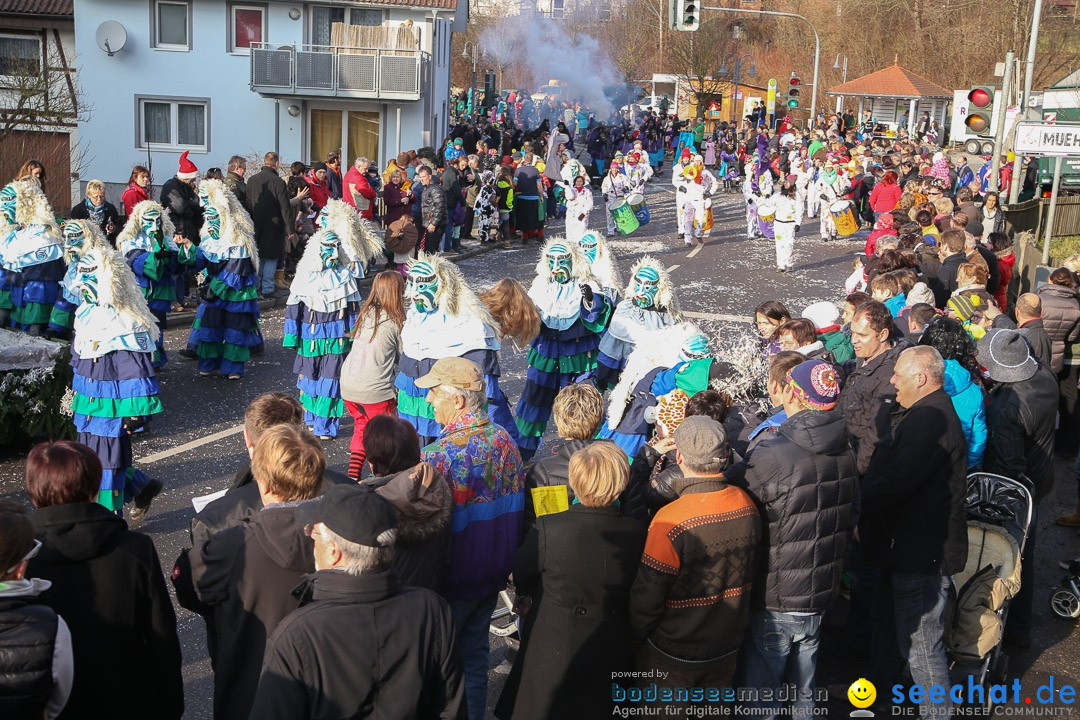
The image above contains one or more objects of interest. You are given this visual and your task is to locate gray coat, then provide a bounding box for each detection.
[1036,283,1080,373]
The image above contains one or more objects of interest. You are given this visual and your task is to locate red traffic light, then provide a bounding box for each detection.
[789,75,801,86]
[967,87,992,108]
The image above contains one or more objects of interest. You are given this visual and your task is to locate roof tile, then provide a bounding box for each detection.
[0,0,73,17]
[356,0,457,8]
[826,64,951,99]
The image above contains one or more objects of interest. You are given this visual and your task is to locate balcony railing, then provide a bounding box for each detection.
[250,43,423,100]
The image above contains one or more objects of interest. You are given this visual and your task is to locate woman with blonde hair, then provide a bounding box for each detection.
[496,440,646,720]
[15,159,45,191]
[69,179,121,244]
[478,277,540,350]
[341,270,406,478]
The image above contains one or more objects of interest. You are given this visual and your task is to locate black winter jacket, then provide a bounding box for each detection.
[28,502,183,720]
[730,409,857,613]
[247,166,294,260]
[173,505,314,720]
[932,252,968,308]
[839,341,906,476]
[0,593,59,719]
[68,201,121,245]
[983,364,1059,500]
[1036,283,1080,374]
[158,177,203,242]
[1019,318,1054,370]
[250,569,466,720]
[860,390,968,576]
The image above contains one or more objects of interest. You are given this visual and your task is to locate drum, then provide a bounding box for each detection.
[627,193,650,225]
[609,199,640,235]
[756,205,776,223]
[830,200,858,237]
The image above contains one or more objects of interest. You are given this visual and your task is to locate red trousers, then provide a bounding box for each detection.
[344,398,398,478]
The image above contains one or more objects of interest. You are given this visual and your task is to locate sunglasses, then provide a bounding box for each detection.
[7,538,41,574]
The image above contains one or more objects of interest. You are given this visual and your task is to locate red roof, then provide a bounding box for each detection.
[344,0,456,7]
[826,64,951,99]
[0,0,72,16]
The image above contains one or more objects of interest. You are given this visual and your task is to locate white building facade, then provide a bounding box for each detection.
[74,0,463,195]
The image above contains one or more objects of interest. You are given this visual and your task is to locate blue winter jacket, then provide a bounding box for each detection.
[943,359,987,468]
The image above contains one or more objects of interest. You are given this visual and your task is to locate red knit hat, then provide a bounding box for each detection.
[680,147,691,161]
[177,150,198,180]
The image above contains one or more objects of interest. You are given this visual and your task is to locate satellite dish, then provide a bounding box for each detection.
[95,21,127,57]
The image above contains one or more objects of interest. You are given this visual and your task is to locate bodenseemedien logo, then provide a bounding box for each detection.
[848,678,877,717]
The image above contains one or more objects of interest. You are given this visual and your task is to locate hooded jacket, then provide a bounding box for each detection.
[943,359,988,469]
[820,328,855,364]
[362,465,453,592]
[983,363,1059,501]
[173,504,314,720]
[0,577,72,720]
[28,502,183,720]
[1036,283,1080,373]
[732,409,856,613]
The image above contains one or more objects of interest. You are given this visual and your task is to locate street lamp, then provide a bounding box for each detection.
[833,53,847,114]
[462,41,479,117]
[719,52,755,124]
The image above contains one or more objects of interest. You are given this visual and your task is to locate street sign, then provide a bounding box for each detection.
[1044,112,1057,124]
[1014,122,1080,156]
[766,78,777,115]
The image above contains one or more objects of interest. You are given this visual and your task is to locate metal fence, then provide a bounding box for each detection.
[250,43,422,100]
[1002,196,1080,240]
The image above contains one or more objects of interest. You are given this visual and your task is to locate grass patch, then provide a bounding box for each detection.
[1034,235,1080,266]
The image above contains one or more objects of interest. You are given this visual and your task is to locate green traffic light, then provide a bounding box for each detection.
[787,99,798,108]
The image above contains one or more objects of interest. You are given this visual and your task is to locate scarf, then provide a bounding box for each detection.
[85,197,105,226]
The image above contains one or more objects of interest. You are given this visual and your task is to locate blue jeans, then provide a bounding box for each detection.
[449,593,498,720]
[259,257,278,295]
[740,610,821,718]
[871,572,952,719]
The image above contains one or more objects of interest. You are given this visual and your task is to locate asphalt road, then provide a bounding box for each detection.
[1,176,1077,717]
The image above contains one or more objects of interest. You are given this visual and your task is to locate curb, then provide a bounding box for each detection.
[162,242,499,329]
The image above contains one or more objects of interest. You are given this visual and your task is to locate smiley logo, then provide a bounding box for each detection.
[848,678,876,709]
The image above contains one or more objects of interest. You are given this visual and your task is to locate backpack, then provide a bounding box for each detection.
[385,216,418,255]
[944,521,1022,661]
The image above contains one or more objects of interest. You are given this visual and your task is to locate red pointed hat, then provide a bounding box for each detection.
[177,150,198,180]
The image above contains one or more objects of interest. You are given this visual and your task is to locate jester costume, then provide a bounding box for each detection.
[48,219,109,338]
[515,240,611,459]
[185,179,261,378]
[594,257,682,391]
[69,246,162,513]
[599,325,712,457]
[396,252,520,447]
[0,180,62,334]
[284,200,383,438]
[576,230,622,302]
[117,200,196,367]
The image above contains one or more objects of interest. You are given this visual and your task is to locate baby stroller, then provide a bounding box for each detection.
[721,162,742,193]
[945,472,1033,710]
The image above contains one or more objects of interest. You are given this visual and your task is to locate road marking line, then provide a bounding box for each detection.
[139,424,244,464]
[683,310,753,323]
[686,245,704,258]
[668,264,681,271]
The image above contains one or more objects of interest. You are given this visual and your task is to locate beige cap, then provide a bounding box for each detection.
[414,357,484,392]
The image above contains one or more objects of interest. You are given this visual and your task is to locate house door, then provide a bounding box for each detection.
[309,108,380,166]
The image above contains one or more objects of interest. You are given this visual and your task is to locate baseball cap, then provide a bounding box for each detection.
[673,416,729,473]
[296,484,398,547]
[414,357,484,392]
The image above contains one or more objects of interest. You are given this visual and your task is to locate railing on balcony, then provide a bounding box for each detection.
[250,43,423,101]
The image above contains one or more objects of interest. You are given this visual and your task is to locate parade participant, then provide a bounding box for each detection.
[515,240,612,459]
[48,219,110,340]
[794,156,818,219]
[595,257,682,391]
[694,154,719,240]
[600,161,631,237]
[815,163,849,242]
[473,170,501,245]
[562,175,594,242]
[576,230,622,300]
[678,164,707,247]
[284,200,384,440]
[116,201,197,366]
[773,181,803,273]
[395,252,521,446]
[743,160,773,241]
[69,245,163,515]
[0,179,62,334]
[672,148,692,243]
[625,152,652,194]
[185,179,262,379]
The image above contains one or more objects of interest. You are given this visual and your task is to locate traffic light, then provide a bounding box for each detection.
[787,72,800,108]
[673,0,699,31]
[965,86,994,136]
[483,70,496,109]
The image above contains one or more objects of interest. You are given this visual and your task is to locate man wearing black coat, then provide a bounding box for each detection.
[730,360,856,714]
[246,152,295,298]
[860,346,967,719]
[1015,293,1053,369]
[172,425,323,720]
[159,175,202,243]
[978,330,1058,647]
[250,484,466,720]
[930,229,969,308]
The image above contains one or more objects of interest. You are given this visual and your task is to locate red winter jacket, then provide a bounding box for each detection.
[995,252,1016,311]
[869,182,901,213]
[304,172,330,211]
[121,182,150,218]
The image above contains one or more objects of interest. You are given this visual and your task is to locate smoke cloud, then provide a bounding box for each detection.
[477,11,621,116]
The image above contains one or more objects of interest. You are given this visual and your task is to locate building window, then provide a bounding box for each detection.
[229,4,265,53]
[311,6,384,46]
[153,0,191,50]
[0,33,42,78]
[350,8,383,26]
[138,97,208,151]
[552,0,565,18]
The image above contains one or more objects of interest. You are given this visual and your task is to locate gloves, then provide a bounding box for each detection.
[580,283,594,305]
[819,193,829,201]
[794,225,801,232]
[703,191,712,199]
[677,185,687,193]
[747,199,753,206]
[578,213,586,222]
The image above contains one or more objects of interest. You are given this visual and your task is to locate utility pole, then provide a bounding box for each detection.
[1009,0,1044,204]
[989,50,1015,194]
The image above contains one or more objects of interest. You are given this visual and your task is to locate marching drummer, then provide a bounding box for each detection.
[815,162,850,242]
[601,161,631,237]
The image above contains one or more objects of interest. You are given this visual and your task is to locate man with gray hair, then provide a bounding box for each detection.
[249,484,465,719]
[631,416,761,697]
[344,155,376,220]
[417,356,524,720]
[859,345,968,718]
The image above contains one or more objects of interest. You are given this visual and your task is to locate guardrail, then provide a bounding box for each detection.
[250,43,423,101]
